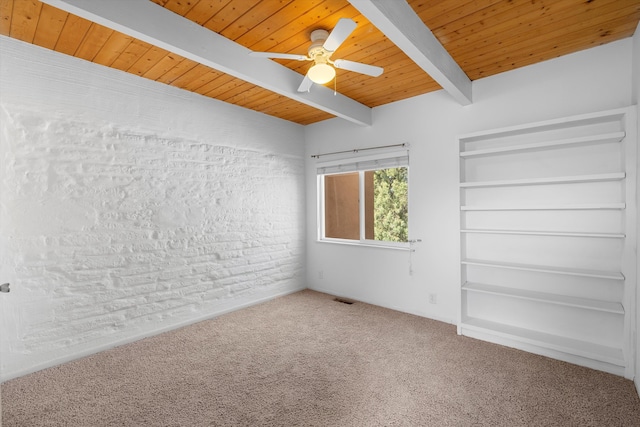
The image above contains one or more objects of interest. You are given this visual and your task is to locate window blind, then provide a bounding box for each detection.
[316,149,409,175]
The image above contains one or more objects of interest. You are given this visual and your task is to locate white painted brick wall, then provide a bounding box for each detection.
[0,37,306,380]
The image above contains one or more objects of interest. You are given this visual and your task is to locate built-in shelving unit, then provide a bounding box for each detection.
[458,107,637,379]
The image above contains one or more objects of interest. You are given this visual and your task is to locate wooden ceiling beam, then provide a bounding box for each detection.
[40,0,374,126]
[348,0,472,105]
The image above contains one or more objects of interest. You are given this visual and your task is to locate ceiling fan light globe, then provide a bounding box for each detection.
[308,63,335,84]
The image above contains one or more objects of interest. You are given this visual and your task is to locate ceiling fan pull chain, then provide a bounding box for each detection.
[334,73,337,96]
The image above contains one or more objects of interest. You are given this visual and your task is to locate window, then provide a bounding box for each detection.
[317,149,409,247]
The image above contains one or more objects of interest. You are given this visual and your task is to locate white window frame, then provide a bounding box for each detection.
[315,148,410,250]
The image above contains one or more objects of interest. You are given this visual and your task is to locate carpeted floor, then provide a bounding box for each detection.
[2,289,640,426]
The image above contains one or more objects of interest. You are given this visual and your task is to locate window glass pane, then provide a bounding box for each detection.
[367,167,408,242]
[324,172,360,240]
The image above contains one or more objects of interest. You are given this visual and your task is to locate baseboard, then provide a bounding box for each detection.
[636,377,640,398]
[1,286,305,383]
[308,285,456,325]
[460,325,627,378]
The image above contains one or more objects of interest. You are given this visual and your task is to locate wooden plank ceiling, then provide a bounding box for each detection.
[1,0,639,125]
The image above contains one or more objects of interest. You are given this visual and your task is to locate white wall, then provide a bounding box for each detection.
[0,36,306,381]
[305,39,634,326]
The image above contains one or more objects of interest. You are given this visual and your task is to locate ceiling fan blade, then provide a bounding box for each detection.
[297,74,314,92]
[323,18,357,53]
[333,59,383,77]
[249,52,309,61]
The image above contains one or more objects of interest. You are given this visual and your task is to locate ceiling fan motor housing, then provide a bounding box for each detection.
[308,29,331,62]
[310,29,329,43]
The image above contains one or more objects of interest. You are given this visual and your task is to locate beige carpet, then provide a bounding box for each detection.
[2,289,639,426]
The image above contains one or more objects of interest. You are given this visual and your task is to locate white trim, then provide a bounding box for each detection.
[317,238,410,251]
[622,105,638,379]
[316,175,325,241]
[359,171,366,240]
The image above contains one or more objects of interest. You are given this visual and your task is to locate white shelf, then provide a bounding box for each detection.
[461,203,626,211]
[460,229,625,239]
[462,282,624,314]
[461,259,624,280]
[458,108,629,141]
[460,317,625,366]
[458,107,635,377]
[460,172,625,188]
[460,132,625,158]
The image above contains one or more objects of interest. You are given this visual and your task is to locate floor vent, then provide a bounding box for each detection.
[334,297,355,305]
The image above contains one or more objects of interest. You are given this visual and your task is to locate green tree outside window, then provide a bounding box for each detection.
[373,167,408,242]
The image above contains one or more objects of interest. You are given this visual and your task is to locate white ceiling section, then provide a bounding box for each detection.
[40,0,471,126]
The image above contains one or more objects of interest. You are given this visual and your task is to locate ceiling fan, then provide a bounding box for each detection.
[249,18,384,92]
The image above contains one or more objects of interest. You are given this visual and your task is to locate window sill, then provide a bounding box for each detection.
[316,238,411,251]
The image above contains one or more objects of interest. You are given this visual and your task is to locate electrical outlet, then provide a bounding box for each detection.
[428,293,437,304]
[318,270,324,279]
